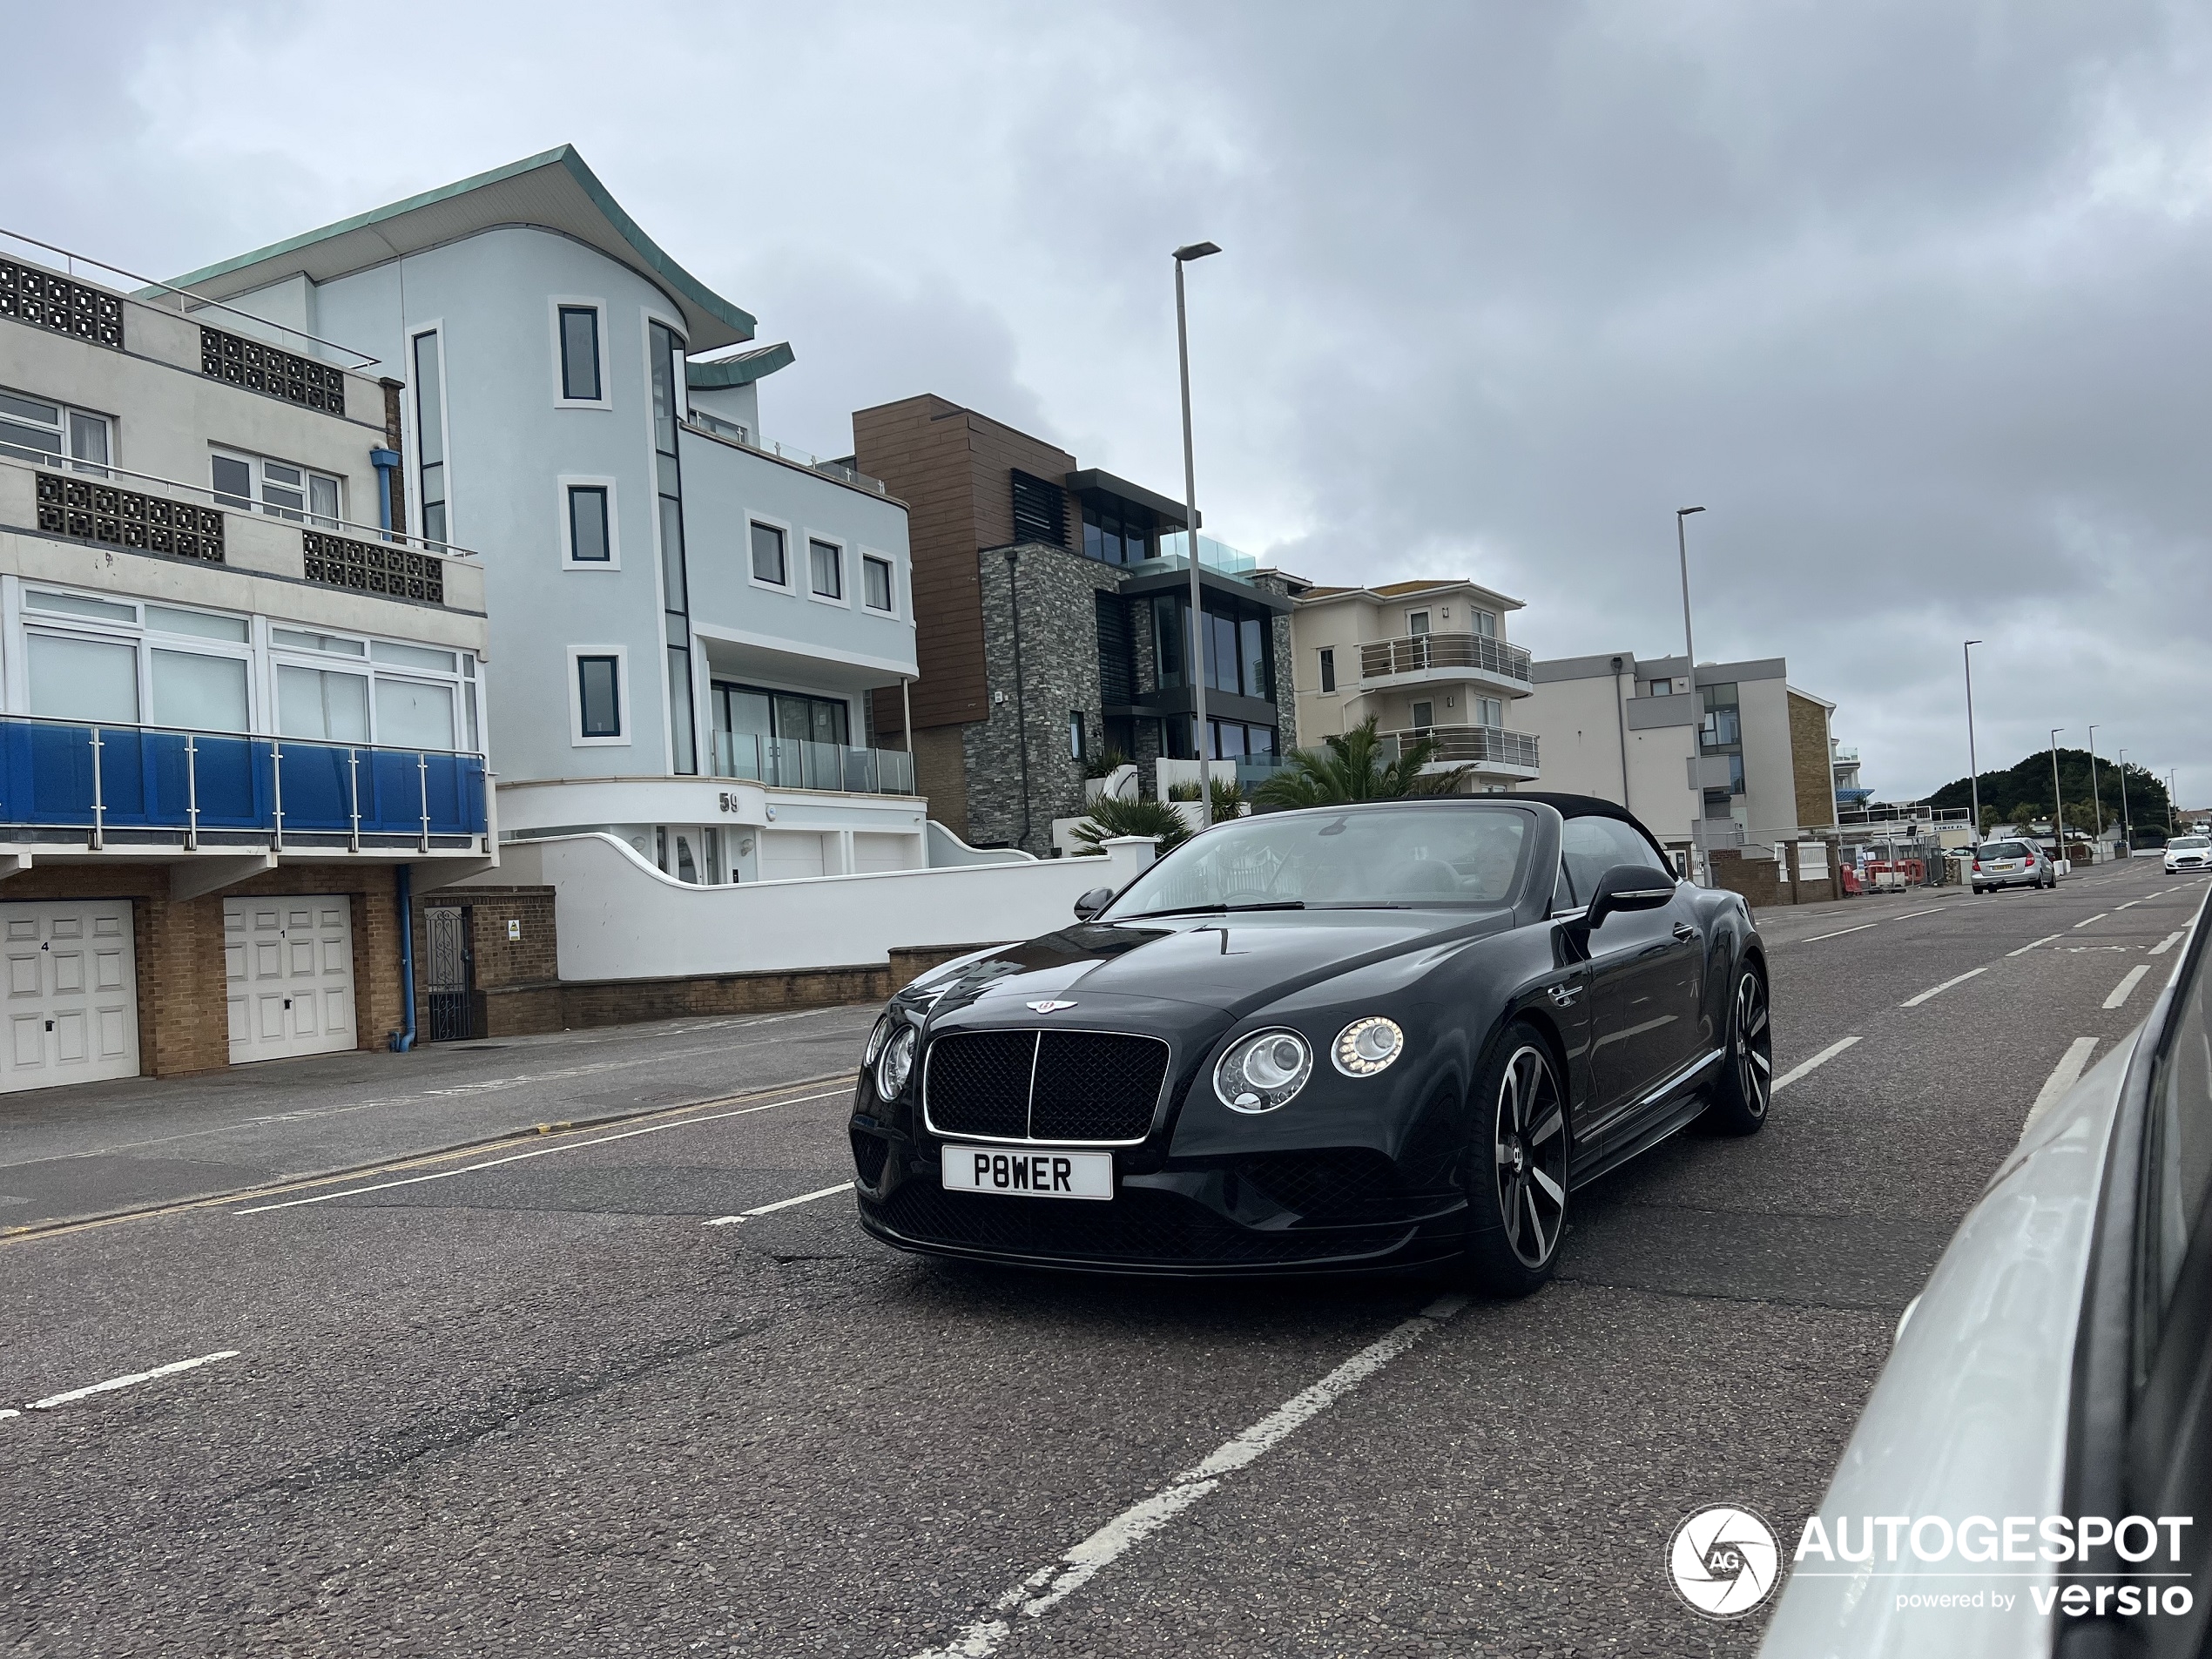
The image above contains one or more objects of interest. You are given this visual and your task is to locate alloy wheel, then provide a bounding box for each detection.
[1733,969,1772,1119]
[1494,1044,1568,1268]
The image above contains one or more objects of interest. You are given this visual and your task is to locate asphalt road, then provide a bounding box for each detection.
[2,863,2202,1658]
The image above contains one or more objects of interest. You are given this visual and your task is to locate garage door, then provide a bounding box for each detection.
[0,900,139,1093]
[225,897,357,1064]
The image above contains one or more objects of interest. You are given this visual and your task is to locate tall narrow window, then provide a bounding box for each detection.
[413,331,447,548]
[649,320,696,773]
[751,523,787,585]
[1069,711,1086,759]
[558,306,602,401]
[863,554,894,612]
[809,539,842,599]
[1318,647,1336,695]
[577,656,621,738]
[567,485,610,563]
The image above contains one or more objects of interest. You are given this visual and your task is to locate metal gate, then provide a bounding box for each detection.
[423,905,476,1042]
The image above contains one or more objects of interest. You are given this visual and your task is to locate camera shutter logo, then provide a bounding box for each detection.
[1668,1504,1781,1620]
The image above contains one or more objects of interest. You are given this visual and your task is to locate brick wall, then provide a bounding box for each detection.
[1787,691,1835,828]
[407,884,558,1038]
[1708,850,1783,908]
[0,861,402,1076]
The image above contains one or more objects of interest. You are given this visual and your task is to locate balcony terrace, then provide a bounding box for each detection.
[1381,723,1541,779]
[1359,631,1533,696]
[711,731,916,797]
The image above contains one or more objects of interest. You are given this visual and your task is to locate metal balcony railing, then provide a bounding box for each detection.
[1382,724,1541,772]
[0,714,488,852]
[1359,632,1533,686]
[712,731,916,795]
[683,416,890,496]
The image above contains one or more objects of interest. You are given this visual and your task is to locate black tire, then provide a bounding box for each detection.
[1703,959,1772,1136]
[1972,884,1986,895]
[1460,1022,1570,1298]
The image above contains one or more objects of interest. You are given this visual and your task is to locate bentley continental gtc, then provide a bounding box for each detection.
[846,794,1769,1294]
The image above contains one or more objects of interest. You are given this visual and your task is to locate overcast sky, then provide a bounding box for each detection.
[11,1,2209,805]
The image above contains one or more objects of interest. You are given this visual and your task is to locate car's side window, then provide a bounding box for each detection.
[1560,817,1669,901]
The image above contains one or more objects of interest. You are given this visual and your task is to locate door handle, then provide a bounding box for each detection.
[1671,923,1697,943]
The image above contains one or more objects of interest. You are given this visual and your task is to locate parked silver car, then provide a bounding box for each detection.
[1759,887,2211,1658]
[1970,838,2055,894]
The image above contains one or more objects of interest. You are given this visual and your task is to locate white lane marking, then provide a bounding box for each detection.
[1770,1035,1860,1092]
[2074,914,2109,929]
[2151,930,2187,956]
[1901,966,1989,1008]
[1800,923,1879,943]
[2007,933,2064,958]
[2023,1038,2100,1136]
[2116,900,2144,910]
[704,1182,853,1226]
[0,1409,17,1421]
[907,1295,1469,1659]
[233,1088,851,1215]
[2104,966,2152,1010]
[23,1350,239,1413]
[1886,907,1948,921]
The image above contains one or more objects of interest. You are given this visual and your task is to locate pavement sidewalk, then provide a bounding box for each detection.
[0,1003,876,1235]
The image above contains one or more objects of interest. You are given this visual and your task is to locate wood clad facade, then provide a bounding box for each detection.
[853,395,1076,737]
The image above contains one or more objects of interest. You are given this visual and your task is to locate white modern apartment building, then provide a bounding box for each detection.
[161,146,925,885]
[1285,578,1539,789]
[0,236,490,1088]
[1516,651,1838,848]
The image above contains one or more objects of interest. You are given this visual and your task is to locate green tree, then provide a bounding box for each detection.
[1929,748,2168,836]
[1208,775,1244,823]
[1069,793,1191,856]
[1251,717,1471,810]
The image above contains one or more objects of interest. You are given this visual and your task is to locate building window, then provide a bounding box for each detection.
[273,627,480,752]
[1412,699,1434,730]
[567,484,610,563]
[1701,682,1742,751]
[1475,695,1503,726]
[751,522,787,585]
[808,538,843,600]
[212,449,341,527]
[1069,710,1086,760]
[1407,610,1430,636]
[412,330,447,548]
[577,655,622,738]
[1,389,111,474]
[1472,609,1496,638]
[1318,647,1336,694]
[558,306,603,402]
[1081,500,1152,565]
[863,554,894,612]
[648,319,696,775]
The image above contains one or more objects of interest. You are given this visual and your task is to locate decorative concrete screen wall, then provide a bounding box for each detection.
[493,833,1158,981]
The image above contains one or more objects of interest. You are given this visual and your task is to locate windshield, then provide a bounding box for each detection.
[2175,837,2210,850]
[1104,805,1531,916]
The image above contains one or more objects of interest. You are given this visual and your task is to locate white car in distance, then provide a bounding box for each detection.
[2166,833,2210,874]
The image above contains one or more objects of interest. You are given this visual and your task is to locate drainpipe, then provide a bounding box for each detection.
[390,865,417,1051]
[1004,550,1033,853]
[370,447,401,538]
[1611,655,1632,813]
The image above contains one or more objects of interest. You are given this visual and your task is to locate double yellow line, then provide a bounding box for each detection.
[2,1072,856,1248]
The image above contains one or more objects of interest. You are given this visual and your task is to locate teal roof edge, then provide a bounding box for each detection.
[687,341,795,388]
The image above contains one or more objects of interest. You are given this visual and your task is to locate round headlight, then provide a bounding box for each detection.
[1214,1028,1313,1114]
[863,1015,892,1068]
[1332,1015,1405,1077]
[875,1023,918,1099]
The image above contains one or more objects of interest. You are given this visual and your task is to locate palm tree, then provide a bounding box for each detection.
[1069,793,1192,856]
[1251,717,1470,810]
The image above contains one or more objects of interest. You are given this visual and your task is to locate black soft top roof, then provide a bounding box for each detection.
[1509,792,1673,861]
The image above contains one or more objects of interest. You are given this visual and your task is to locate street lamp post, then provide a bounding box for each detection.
[2117,749,2132,847]
[1675,507,1705,685]
[2087,725,2103,859]
[1173,240,1221,772]
[2050,729,2066,860]
[1963,640,1984,842]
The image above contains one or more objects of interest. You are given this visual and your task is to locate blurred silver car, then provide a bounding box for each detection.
[1759,887,2211,1658]
[2167,834,2210,875]
[1970,838,2055,894]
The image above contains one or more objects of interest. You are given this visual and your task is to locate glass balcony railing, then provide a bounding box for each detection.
[0,714,488,848]
[1359,633,1533,686]
[712,731,916,795]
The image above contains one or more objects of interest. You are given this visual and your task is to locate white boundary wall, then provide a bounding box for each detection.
[482,833,1157,981]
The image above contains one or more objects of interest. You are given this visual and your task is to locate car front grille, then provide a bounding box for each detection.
[849,1129,890,1189]
[924,1029,1169,1143]
[869,1180,1413,1266]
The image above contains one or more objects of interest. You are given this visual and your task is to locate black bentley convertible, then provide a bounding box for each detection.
[847,793,1769,1293]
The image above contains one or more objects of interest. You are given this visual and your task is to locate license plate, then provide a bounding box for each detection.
[941,1144,1114,1201]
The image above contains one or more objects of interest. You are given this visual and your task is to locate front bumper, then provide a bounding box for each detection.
[850,1127,1470,1277]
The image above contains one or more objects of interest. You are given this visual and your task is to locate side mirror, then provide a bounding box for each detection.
[1584,864,1676,929]
[1072,887,1115,921]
